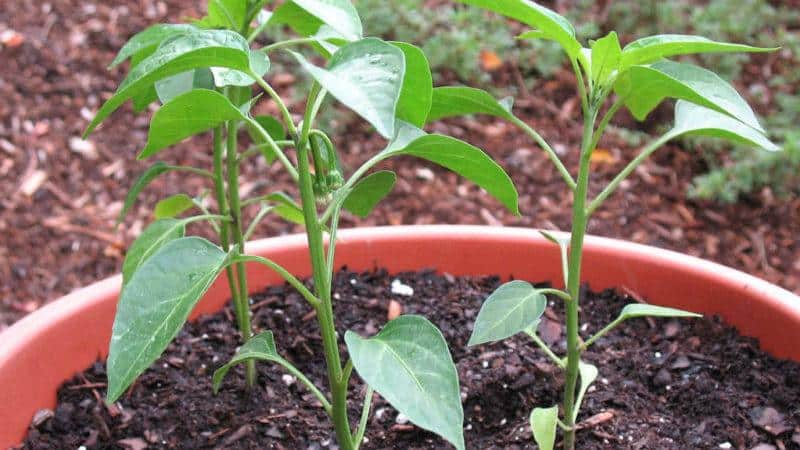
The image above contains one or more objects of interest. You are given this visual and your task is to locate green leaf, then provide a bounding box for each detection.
[455,0,581,59]
[426,86,514,123]
[85,29,251,136]
[110,24,196,68]
[615,60,764,132]
[211,50,270,87]
[391,42,432,128]
[617,303,701,321]
[383,133,519,214]
[196,0,248,31]
[155,68,215,104]
[117,162,172,224]
[573,362,598,421]
[274,0,363,41]
[342,170,396,218]
[621,34,776,69]
[591,31,621,86]
[345,315,465,450]
[292,38,405,138]
[668,101,779,152]
[264,192,305,225]
[468,280,546,346]
[107,237,229,402]
[154,193,195,219]
[530,405,558,450]
[212,331,280,393]
[121,218,185,285]
[138,89,247,159]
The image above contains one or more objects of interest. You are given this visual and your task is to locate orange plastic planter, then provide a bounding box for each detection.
[1,225,799,447]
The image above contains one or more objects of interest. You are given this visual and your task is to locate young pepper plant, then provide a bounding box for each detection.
[437,1,780,449]
[84,1,519,449]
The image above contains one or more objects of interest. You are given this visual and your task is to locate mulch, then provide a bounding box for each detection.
[21,269,800,449]
[1,0,798,331]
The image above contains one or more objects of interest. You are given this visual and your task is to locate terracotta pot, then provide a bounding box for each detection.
[2,225,799,447]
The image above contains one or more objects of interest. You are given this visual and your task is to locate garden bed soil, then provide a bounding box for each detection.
[20,269,800,449]
[1,0,798,329]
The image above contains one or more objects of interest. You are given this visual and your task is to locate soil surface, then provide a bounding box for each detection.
[1,0,798,329]
[21,269,800,449]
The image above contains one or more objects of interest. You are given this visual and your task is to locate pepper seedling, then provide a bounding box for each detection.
[85,1,520,449]
[436,1,780,449]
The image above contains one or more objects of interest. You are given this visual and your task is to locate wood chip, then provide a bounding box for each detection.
[387,299,402,321]
[577,410,615,430]
[19,170,47,196]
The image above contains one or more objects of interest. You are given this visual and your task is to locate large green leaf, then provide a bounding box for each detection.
[591,31,621,86]
[345,315,465,450]
[667,101,779,151]
[455,0,581,59]
[383,133,519,214]
[154,193,194,219]
[426,86,514,123]
[211,50,270,87]
[621,34,776,69]
[196,0,248,31]
[138,89,247,159]
[85,29,251,136]
[154,68,215,104]
[530,405,558,450]
[292,38,405,138]
[109,24,196,68]
[212,331,280,393]
[391,42,432,128]
[107,237,229,402]
[117,162,173,224]
[342,170,396,218]
[278,0,362,41]
[616,303,701,322]
[121,218,185,285]
[468,281,546,346]
[615,60,764,132]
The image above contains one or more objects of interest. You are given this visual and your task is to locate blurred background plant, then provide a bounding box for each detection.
[342,0,800,203]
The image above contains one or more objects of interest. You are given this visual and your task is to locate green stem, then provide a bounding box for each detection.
[234,254,322,310]
[238,141,294,164]
[252,75,299,138]
[243,204,272,241]
[580,317,624,351]
[509,116,576,190]
[562,107,598,450]
[244,116,299,181]
[524,328,566,369]
[227,119,256,389]
[589,98,624,152]
[297,143,354,450]
[353,386,375,450]
[275,356,333,416]
[260,37,319,53]
[586,132,674,215]
[538,288,572,302]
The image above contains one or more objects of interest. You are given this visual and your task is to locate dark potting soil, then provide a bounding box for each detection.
[21,269,800,450]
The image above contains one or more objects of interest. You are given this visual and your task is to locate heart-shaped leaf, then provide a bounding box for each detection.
[391,42,432,128]
[667,101,779,151]
[530,405,559,450]
[455,0,581,60]
[346,315,465,450]
[591,31,621,86]
[121,218,185,284]
[292,38,405,138]
[139,89,247,159]
[615,60,764,132]
[621,34,776,69]
[468,280,547,346]
[110,24,197,68]
[86,29,251,136]
[342,170,396,218]
[382,132,519,214]
[426,86,514,123]
[154,193,194,219]
[107,237,229,402]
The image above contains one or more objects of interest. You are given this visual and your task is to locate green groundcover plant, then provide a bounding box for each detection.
[85,1,520,449]
[442,1,780,449]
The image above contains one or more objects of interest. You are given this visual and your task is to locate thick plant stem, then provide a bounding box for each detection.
[296,144,354,450]
[562,109,597,450]
[226,120,256,389]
